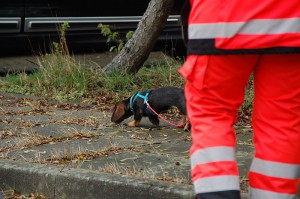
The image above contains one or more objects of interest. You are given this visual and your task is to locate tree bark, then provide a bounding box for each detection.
[102,0,176,74]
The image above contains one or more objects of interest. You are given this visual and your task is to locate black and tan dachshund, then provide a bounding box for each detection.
[111,86,189,130]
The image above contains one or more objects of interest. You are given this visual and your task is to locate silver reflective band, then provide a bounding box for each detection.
[250,187,297,199]
[191,147,236,169]
[189,22,243,38]
[250,157,300,179]
[194,175,240,193]
[189,18,300,39]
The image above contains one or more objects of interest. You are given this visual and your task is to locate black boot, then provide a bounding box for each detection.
[195,190,241,199]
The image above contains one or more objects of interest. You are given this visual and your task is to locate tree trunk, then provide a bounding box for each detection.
[102,0,176,74]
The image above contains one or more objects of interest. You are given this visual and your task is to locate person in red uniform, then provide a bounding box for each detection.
[179,1,300,199]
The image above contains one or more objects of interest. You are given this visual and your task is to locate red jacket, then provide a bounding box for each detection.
[182,0,300,54]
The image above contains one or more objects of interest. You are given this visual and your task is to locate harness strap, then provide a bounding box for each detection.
[129,91,151,112]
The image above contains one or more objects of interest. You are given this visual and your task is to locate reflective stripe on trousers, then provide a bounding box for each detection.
[191,147,240,193]
[249,157,300,199]
[180,54,300,198]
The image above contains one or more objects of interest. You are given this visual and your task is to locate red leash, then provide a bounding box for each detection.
[146,102,189,128]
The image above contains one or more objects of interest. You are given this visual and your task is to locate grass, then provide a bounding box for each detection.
[0,52,94,102]
[0,51,184,104]
[98,162,190,184]
[101,56,185,93]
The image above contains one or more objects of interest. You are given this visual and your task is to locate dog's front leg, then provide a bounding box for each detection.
[128,112,142,127]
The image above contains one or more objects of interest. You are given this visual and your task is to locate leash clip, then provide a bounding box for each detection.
[145,100,150,107]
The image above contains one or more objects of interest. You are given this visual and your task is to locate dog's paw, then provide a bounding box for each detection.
[183,121,191,131]
[149,117,159,126]
[128,120,140,127]
[128,121,136,127]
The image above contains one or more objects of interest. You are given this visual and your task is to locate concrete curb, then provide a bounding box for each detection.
[0,159,194,199]
[0,159,249,199]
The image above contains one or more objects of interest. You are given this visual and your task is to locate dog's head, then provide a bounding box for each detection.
[111,99,133,123]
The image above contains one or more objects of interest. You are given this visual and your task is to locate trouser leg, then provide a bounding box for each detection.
[249,54,300,199]
[180,55,258,199]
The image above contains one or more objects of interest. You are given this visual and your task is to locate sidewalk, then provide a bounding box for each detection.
[0,92,251,199]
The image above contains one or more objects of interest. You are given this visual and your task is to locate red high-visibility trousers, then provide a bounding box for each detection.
[179,54,300,199]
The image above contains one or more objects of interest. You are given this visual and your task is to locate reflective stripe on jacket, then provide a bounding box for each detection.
[182,0,300,55]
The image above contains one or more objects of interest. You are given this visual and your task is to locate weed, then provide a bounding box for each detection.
[98,24,133,53]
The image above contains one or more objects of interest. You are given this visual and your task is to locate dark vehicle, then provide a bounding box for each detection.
[0,0,185,55]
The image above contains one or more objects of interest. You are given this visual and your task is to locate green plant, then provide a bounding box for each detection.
[53,22,70,55]
[98,24,133,53]
[126,31,134,40]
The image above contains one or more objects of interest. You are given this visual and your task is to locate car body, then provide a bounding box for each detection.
[0,0,185,55]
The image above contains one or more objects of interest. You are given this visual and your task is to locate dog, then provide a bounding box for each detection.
[111,86,189,130]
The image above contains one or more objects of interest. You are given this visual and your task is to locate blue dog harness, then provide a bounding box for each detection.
[129,90,153,114]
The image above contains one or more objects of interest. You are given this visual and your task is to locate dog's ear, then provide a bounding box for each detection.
[111,102,126,123]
